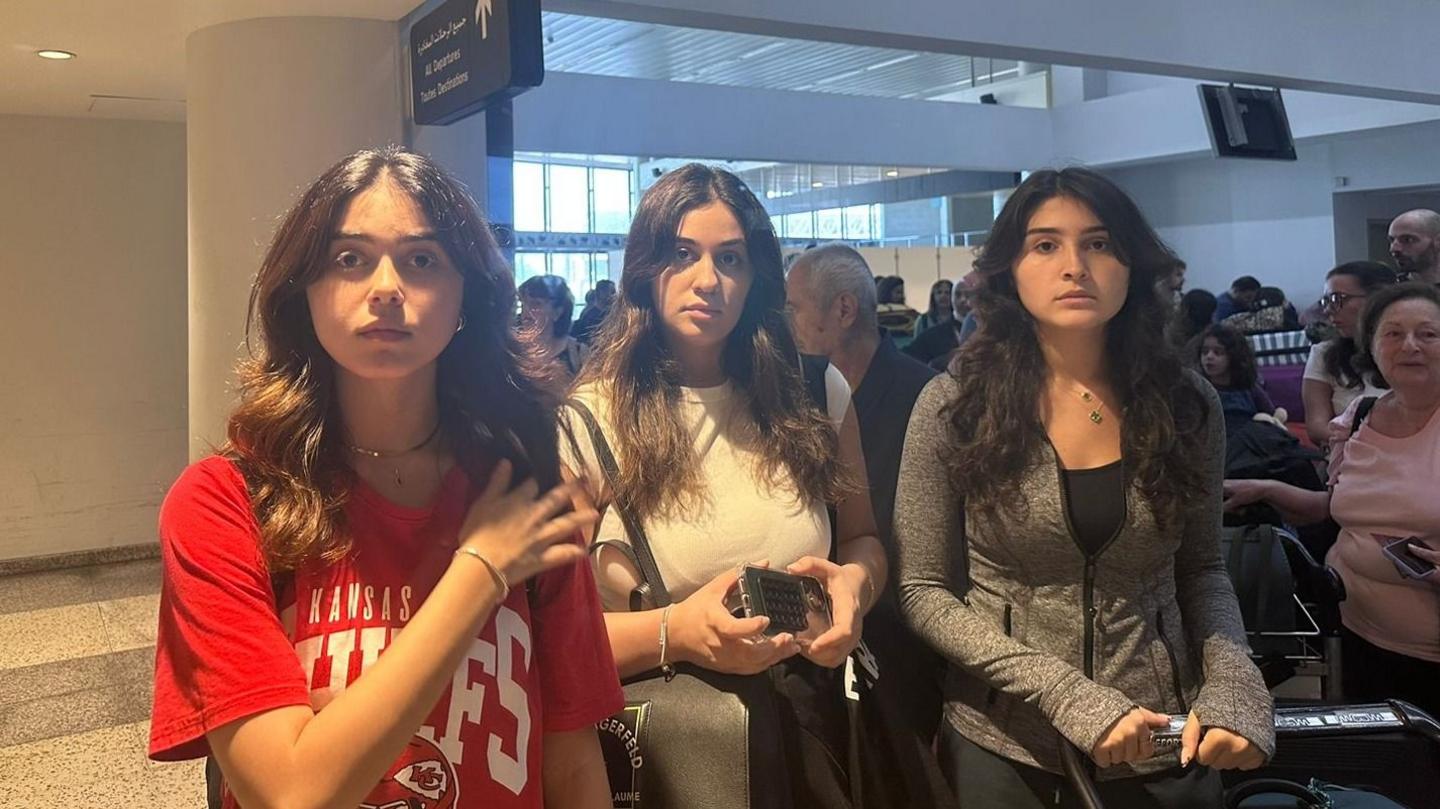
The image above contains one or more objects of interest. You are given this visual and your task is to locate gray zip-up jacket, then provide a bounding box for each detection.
[896,371,1275,778]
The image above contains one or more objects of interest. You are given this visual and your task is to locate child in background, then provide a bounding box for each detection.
[1195,323,1276,431]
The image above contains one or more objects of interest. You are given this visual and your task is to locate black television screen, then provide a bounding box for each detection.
[1198,84,1297,161]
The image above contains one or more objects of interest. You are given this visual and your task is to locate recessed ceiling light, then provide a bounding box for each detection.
[36,49,76,60]
[885,170,899,177]
[811,181,825,188]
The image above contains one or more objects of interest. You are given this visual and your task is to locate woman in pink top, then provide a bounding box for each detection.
[1224,282,1440,718]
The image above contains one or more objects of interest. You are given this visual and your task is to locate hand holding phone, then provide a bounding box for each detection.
[1377,535,1439,581]
[672,563,800,676]
[725,564,833,648]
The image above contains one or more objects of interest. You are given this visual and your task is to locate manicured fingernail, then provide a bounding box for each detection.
[1179,752,1191,767]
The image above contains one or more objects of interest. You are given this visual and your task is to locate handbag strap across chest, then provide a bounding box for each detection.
[562,398,673,609]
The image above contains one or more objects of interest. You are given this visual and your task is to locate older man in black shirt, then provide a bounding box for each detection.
[786,244,941,739]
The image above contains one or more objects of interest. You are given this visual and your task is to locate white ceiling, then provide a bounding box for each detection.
[540,12,1017,101]
[0,3,1021,123]
[0,1,417,121]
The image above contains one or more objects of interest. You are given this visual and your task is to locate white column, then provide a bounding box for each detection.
[186,17,404,458]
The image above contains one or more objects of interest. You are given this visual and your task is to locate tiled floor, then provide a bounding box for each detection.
[0,558,204,808]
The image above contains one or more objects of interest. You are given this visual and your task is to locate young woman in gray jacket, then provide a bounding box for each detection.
[896,168,1274,808]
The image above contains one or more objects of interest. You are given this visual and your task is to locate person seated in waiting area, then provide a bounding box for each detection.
[1222,285,1299,334]
[1223,283,1440,719]
[1193,323,1275,432]
[876,275,921,346]
[1302,261,1396,449]
[897,167,1271,809]
[1166,288,1217,351]
[1213,275,1261,322]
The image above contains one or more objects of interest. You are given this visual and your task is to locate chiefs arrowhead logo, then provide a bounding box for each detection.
[395,759,449,799]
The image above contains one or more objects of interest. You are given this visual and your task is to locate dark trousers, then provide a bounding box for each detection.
[1341,627,1440,720]
[938,722,1223,809]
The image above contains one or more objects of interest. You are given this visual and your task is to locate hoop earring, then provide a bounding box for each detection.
[456,313,467,333]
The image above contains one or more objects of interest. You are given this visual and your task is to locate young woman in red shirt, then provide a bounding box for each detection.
[148,147,622,809]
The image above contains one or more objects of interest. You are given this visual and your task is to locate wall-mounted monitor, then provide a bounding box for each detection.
[1197,84,1297,161]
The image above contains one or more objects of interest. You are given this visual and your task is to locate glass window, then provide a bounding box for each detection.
[514,162,545,232]
[815,208,843,240]
[547,165,590,233]
[783,212,813,239]
[871,204,885,240]
[551,254,593,320]
[514,252,549,284]
[592,168,632,234]
[843,205,871,240]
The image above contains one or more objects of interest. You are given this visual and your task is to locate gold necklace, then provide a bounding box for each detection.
[1076,388,1106,425]
[346,421,442,487]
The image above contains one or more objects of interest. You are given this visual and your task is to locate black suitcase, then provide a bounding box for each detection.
[1221,701,1440,809]
[1058,701,1440,809]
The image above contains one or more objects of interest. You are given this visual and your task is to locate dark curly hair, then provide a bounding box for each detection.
[1322,261,1396,389]
[943,167,1209,531]
[1194,323,1258,390]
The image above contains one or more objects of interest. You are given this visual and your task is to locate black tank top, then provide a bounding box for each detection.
[1061,460,1125,556]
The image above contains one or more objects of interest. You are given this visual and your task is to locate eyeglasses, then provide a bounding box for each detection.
[1320,291,1366,310]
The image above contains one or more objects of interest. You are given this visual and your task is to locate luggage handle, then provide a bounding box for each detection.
[1225,778,1326,809]
[1058,742,1106,809]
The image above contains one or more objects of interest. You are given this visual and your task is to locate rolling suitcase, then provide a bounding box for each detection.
[1221,701,1439,809]
[1057,701,1439,809]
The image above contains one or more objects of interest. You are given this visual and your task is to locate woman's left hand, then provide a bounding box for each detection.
[786,556,868,668]
[1179,712,1266,770]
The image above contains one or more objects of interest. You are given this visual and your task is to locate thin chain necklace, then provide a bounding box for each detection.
[346,421,442,487]
[1074,386,1107,425]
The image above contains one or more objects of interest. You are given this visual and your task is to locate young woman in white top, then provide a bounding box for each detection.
[560,163,887,804]
[1302,261,1395,447]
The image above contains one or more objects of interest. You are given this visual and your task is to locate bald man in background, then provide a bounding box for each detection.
[1388,209,1440,284]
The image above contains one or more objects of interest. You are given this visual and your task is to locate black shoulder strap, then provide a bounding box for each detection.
[562,398,672,608]
[800,353,829,413]
[1350,396,1380,438]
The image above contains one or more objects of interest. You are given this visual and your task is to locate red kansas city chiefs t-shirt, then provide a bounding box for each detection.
[148,456,623,808]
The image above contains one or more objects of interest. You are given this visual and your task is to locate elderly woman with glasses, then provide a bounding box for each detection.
[1301,261,1396,448]
[1226,282,1440,719]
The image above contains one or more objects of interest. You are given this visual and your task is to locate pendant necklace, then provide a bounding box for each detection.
[346,421,442,487]
[1075,387,1107,425]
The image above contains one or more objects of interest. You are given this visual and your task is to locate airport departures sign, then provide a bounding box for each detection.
[409,0,542,126]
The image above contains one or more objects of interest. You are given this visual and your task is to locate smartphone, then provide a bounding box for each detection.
[1151,716,1190,751]
[726,565,833,646]
[1379,535,1437,580]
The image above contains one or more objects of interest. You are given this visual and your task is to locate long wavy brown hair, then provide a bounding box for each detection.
[577,164,853,522]
[944,167,1209,532]
[227,147,558,571]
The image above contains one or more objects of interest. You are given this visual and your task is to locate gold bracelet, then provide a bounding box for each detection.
[455,547,510,601]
